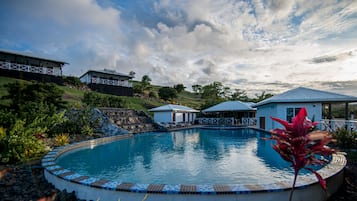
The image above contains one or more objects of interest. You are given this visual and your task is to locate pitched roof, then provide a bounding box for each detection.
[254,87,357,107]
[149,104,199,112]
[80,69,134,79]
[202,100,256,113]
[0,49,68,64]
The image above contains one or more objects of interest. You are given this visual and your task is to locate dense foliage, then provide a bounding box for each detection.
[0,81,67,163]
[0,82,100,164]
[82,91,123,108]
[52,106,101,136]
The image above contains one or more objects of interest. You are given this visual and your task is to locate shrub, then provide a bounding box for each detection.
[54,133,70,147]
[0,120,47,164]
[158,87,177,101]
[52,106,101,136]
[148,91,158,98]
[83,92,123,108]
[332,127,357,149]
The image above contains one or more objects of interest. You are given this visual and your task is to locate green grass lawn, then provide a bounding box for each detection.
[57,85,85,106]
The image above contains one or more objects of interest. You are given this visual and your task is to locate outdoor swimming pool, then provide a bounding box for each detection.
[56,128,315,185]
[43,128,346,201]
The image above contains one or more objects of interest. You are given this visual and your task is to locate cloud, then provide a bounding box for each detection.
[0,0,357,97]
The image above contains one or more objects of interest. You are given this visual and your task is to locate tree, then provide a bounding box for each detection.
[158,87,178,101]
[129,71,136,77]
[253,91,274,102]
[2,81,66,119]
[192,84,202,94]
[174,84,186,93]
[231,89,249,102]
[141,75,152,91]
[222,86,232,99]
[201,81,223,99]
[133,75,152,94]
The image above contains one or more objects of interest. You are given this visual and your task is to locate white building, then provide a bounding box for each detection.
[201,100,256,126]
[80,69,134,96]
[149,104,199,123]
[254,87,357,131]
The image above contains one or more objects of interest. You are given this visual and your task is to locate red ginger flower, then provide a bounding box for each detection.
[268,107,335,200]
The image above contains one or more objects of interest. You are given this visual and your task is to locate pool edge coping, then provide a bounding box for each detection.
[42,132,347,195]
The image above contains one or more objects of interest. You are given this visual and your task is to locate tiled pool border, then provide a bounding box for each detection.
[42,132,346,196]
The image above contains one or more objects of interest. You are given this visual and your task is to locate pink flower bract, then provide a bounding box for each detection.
[269,107,335,192]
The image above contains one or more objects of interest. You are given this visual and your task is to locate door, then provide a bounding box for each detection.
[259,117,265,129]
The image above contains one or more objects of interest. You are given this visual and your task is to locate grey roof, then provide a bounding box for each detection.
[202,101,256,113]
[254,87,357,107]
[0,49,68,64]
[149,104,199,112]
[80,69,134,79]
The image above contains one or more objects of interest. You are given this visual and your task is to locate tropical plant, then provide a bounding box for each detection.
[267,107,335,201]
[54,133,70,147]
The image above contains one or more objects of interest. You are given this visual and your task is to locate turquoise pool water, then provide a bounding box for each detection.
[56,128,323,185]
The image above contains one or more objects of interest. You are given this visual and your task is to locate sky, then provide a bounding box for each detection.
[0,0,357,97]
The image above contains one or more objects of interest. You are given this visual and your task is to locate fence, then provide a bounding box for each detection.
[196,117,257,126]
[320,119,357,133]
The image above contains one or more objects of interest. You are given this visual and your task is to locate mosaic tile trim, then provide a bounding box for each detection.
[131,183,150,193]
[42,134,347,195]
[102,181,122,190]
[79,177,100,186]
[63,173,82,181]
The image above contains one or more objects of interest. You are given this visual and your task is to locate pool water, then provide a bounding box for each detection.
[56,128,323,185]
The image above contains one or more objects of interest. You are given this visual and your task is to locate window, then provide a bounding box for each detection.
[286,107,301,122]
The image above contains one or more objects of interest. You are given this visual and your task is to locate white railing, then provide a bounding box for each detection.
[320,119,357,132]
[91,77,132,88]
[242,117,257,127]
[196,117,257,126]
[197,117,234,125]
[0,61,61,76]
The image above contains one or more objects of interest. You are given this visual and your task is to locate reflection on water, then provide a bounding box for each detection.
[56,128,317,185]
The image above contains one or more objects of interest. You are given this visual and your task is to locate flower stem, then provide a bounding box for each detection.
[289,171,298,201]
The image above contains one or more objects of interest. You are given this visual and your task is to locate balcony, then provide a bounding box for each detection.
[0,61,61,76]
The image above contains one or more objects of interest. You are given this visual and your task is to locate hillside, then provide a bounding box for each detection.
[0,76,203,114]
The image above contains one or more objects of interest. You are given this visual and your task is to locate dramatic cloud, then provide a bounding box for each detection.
[0,0,356,97]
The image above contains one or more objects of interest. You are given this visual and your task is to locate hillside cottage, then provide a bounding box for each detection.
[0,49,68,84]
[80,69,134,96]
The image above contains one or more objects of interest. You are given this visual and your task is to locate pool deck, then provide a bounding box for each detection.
[43,132,346,201]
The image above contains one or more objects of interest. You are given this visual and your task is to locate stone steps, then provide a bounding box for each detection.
[99,107,156,133]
